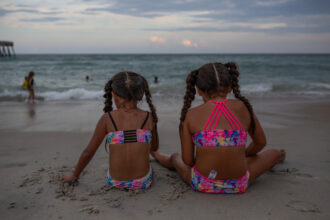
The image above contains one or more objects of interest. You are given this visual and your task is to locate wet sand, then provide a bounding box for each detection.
[0,97,330,219]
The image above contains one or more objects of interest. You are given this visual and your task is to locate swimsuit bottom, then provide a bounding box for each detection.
[190,166,249,194]
[106,166,152,190]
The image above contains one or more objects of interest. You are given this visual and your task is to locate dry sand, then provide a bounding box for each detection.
[0,97,330,220]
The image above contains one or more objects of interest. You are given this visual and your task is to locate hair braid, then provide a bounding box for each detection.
[143,78,158,124]
[179,70,198,131]
[103,80,113,113]
[225,62,255,133]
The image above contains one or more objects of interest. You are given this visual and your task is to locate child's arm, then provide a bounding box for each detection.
[245,113,267,157]
[180,113,195,167]
[62,114,107,183]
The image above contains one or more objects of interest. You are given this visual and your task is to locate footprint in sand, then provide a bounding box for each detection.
[8,202,16,209]
[272,168,315,179]
[35,187,44,194]
[128,189,147,197]
[88,185,112,196]
[147,208,162,215]
[286,200,321,213]
[79,206,100,215]
[19,172,42,187]
[104,197,122,208]
[161,181,190,203]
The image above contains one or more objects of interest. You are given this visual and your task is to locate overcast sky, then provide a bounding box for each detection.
[1,0,330,53]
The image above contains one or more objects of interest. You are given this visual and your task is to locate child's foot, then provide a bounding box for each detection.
[152,151,174,170]
[278,149,286,163]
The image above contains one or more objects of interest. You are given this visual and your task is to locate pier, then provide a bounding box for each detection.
[0,41,16,57]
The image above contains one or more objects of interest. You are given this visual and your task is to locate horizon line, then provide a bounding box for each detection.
[10,52,330,55]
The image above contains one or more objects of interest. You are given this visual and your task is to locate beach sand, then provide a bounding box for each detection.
[0,97,330,220]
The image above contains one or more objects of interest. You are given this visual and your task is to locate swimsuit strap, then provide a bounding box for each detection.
[108,112,118,131]
[223,104,242,130]
[140,112,149,129]
[204,99,242,130]
[204,99,227,130]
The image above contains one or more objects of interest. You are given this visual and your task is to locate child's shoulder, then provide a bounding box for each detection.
[185,104,205,120]
[227,98,246,106]
[227,98,248,109]
[100,110,119,120]
[100,112,110,121]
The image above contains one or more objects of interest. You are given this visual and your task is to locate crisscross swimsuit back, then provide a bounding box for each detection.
[192,99,247,147]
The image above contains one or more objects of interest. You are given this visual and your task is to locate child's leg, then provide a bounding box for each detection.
[247,149,285,184]
[28,89,33,102]
[152,151,173,169]
[31,89,35,101]
[170,153,191,184]
[153,151,191,184]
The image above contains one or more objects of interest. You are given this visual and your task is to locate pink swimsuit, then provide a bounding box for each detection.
[191,99,250,194]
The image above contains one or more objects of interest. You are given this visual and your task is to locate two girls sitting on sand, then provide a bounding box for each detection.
[62,62,285,194]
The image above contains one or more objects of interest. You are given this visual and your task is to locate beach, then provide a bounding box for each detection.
[1,0,330,217]
[0,96,330,220]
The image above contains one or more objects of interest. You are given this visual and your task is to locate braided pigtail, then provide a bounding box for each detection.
[179,70,198,131]
[103,80,113,113]
[225,62,255,133]
[143,77,158,148]
[143,78,158,124]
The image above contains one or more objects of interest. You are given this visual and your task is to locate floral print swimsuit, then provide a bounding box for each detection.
[191,99,249,194]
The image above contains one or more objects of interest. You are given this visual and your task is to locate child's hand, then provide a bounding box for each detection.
[150,150,157,158]
[61,174,78,183]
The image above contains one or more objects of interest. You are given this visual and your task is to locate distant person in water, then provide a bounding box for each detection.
[27,71,35,103]
[86,75,90,82]
[154,76,158,84]
[22,76,28,90]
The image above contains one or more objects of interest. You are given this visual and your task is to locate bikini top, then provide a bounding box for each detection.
[106,111,152,145]
[192,99,247,147]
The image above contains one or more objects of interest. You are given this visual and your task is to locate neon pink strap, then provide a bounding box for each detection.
[222,107,236,129]
[223,104,242,130]
[204,99,242,131]
[207,103,221,130]
[213,103,225,130]
[203,102,219,131]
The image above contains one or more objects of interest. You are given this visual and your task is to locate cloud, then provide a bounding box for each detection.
[20,17,65,22]
[0,6,61,17]
[182,39,198,47]
[150,36,166,43]
[255,22,287,29]
[255,0,293,7]
[78,0,330,35]
[80,0,330,19]
[0,7,39,17]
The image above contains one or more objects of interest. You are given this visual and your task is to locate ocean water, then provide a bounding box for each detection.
[0,54,330,103]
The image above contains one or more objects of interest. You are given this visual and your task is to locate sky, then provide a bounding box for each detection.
[0,0,330,53]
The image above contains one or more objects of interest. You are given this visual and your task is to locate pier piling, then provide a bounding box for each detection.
[0,41,16,57]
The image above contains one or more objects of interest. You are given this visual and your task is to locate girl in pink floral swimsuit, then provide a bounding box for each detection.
[153,62,285,193]
[62,72,159,190]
